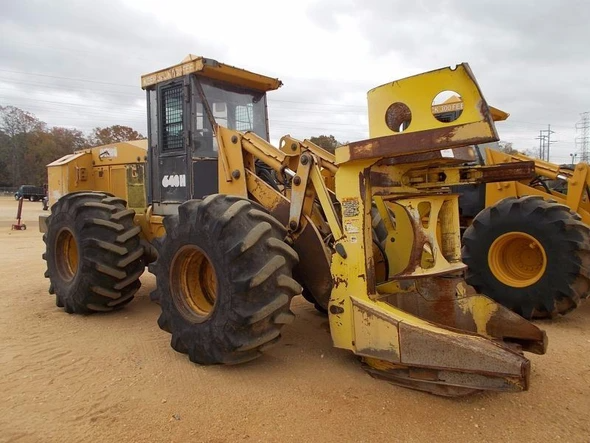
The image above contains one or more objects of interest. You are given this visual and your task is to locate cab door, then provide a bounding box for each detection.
[152,79,190,205]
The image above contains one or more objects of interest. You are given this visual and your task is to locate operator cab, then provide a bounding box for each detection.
[141,55,282,215]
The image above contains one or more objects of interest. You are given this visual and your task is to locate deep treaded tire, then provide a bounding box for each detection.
[152,194,302,365]
[462,196,590,319]
[43,192,145,313]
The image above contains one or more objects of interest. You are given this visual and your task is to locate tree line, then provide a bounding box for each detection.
[0,106,144,188]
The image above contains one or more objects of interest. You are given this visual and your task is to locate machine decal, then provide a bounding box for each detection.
[162,174,187,188]
[98,147,117,159]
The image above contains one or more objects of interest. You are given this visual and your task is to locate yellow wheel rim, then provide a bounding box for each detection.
[170,245,217,322]
[488,232,547,288]
[55,228,79,281]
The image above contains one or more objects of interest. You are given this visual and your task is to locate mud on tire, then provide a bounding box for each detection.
[462,196,590,319]
[151,194,302,365]
[43,192,145,313]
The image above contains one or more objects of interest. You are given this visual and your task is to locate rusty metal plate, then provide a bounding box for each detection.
[342,121,498,163]
[381,276,547,354]
[475,162,535,183]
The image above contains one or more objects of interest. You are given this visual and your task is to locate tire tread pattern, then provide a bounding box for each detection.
[43,191,145,314]
[152,195,301,365]
[462,196,590,318]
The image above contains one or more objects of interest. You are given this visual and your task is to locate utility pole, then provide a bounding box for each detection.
[576,112,590,162]
[541,125,555,162]
[570,152,578,167]
[536,131,547,160]
[547,124,554,161]
[536,125,555,161]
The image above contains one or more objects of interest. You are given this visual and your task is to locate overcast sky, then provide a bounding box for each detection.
[1,0,589,163]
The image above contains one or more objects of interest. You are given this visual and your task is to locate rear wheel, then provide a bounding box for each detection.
[151,194,302,364]
[43,192,145,313]
[462,196,590,318]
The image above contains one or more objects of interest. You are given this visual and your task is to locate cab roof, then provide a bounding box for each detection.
[141,54,283,92]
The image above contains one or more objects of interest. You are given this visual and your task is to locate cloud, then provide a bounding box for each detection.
[306,0,590,160]
[1,0,589,162]
[0,0,223,133]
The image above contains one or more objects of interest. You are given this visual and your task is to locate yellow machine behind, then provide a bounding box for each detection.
[46,140,148,211]
[483,148,590,222]
[41,56,547,397]
[462,139,590,319]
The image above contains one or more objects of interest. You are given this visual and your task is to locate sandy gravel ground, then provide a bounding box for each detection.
[0,195,589,443]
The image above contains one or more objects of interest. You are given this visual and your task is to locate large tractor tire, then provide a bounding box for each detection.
[43,192,145,314]
[462,196,590,319]
[151,194,302,365]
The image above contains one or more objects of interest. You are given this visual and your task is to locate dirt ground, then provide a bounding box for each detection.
[0,195,589,443]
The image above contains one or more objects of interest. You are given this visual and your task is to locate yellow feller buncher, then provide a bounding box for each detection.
[455,142,590,319]
[40,56,547,396]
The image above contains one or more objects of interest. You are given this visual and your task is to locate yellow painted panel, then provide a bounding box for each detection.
[93,167,110,194]
[352,297,401,362]
[368,64,492,138]
[110,166,127,201]
[46,151,93,205]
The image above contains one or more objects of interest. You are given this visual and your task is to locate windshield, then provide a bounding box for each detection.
[191,76,268,158]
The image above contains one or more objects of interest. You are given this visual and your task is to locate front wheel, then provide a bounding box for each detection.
[151,194,302,365]
[462,196,590,318]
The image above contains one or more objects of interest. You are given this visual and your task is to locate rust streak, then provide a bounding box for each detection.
[476,162,535,183]
[333,276,349,289]
[346,122,498,161]
[370,171,402,187]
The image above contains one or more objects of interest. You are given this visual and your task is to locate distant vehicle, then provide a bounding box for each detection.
[14,185,46,202]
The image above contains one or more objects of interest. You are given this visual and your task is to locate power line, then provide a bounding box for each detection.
[0,96,368,127]
[0,77,142,97]
[0,71,583,136]
[0,69,139,88]
[0,91,144,108]
[0,69,369,108]
[0,70,582,147]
